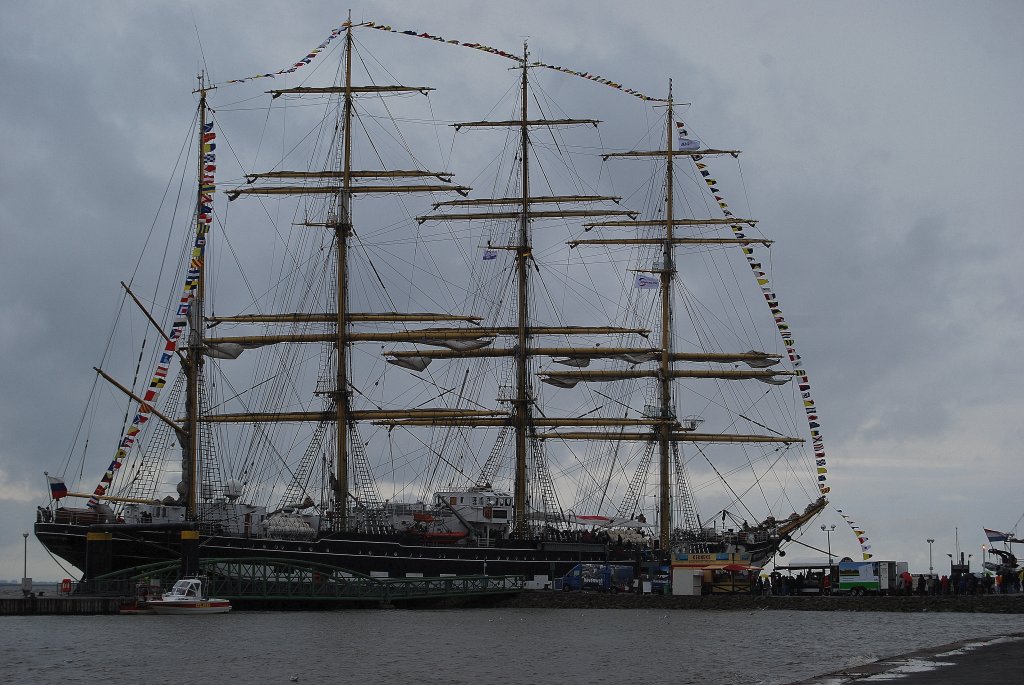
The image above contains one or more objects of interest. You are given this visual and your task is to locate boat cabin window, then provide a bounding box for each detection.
[491,509,508,520]
[171,579,200,597]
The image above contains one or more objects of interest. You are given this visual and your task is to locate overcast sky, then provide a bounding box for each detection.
[1,1,1022,580]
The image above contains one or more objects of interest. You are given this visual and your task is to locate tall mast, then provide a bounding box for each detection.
[408,51,655,529]
[185,76,209,521]
[334,18,354,528]
[658,81,675,549]
[513,42,531,537]
[225,21,476,526]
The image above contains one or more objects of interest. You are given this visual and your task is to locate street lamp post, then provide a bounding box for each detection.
[21,532,30,597]
[821,524,836,565]
[927,538,935,575]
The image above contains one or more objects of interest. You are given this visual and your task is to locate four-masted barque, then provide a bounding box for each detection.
[36,19,827,583]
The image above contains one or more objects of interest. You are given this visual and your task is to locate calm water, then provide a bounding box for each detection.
[2,608,1023,684]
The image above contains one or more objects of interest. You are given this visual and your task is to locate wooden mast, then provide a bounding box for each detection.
[513,42,531,537]
[221,22,483,528]
[185,76,209,521]
[334,18,354,528]
[658,81,675,549]
[410,57,670,536]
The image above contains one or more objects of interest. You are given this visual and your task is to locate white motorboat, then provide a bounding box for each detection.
[146,578,231,615]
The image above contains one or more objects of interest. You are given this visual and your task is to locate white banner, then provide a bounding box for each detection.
[634,274,659,289]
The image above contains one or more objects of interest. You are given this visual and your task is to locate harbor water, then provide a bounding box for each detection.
[3,608,1023,684]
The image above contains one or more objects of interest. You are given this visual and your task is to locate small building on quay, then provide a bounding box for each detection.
[670,552,759,595]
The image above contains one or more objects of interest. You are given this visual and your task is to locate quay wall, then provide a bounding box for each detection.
[491,591,1024,613]
[0,596,123,616]
[4,592,1022,614]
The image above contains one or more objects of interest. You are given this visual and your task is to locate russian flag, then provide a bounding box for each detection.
[47,475,68,500]
[984,528,1009,543]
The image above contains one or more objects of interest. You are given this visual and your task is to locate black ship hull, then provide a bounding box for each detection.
[35,521,637,580]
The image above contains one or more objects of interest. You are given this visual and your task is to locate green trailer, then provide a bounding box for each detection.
[838,560,900,595]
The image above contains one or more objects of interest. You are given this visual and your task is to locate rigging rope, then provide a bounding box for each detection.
[204,18,837,539]
[219,19,669,105]
[86,119,218,507]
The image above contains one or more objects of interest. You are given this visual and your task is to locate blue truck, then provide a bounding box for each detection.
[555,563,635,593]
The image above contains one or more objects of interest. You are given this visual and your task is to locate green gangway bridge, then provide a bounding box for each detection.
[88,557,525,609]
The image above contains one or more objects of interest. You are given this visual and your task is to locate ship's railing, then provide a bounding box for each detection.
[92,557,525,603]
[51,508,116,526]
[72,578,132,597]
[377,574,524,600]
[202,564,524,601]
[720,530,773,544]
[675,527,773,545]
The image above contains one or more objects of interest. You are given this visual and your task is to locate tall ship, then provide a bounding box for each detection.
[35,19,828,582]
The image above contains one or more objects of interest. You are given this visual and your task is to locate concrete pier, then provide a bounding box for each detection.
[490,591,1024,613]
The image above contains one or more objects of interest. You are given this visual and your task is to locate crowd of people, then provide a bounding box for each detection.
[756,571,825,595]
[894,569,1023,596]
[758,567,1024,596]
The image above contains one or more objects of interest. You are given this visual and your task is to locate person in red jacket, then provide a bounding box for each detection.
[901,571,913,596]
